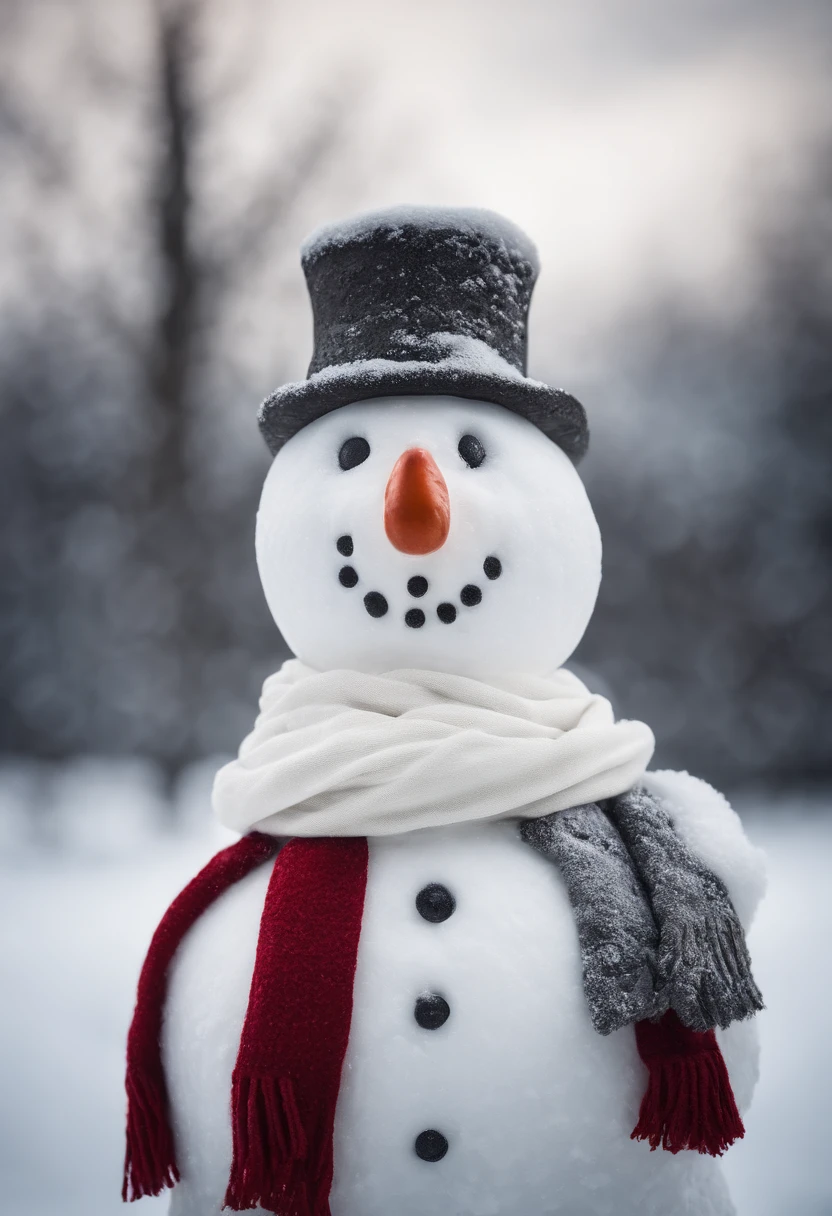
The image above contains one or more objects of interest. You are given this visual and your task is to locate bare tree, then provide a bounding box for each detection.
[577,146,832,787]
[141,0,356,776]
[0,0,357,775]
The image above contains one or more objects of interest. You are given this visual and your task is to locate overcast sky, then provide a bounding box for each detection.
[200,0,832,379]
[2,0,830,385]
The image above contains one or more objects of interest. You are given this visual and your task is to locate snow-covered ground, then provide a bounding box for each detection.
[0,759,829,1216]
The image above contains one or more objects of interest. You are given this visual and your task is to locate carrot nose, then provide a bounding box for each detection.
[384,448,451,555]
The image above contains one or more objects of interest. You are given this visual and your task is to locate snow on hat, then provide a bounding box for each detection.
[258,205,589,462]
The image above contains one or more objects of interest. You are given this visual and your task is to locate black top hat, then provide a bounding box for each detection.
[259,206,589,462]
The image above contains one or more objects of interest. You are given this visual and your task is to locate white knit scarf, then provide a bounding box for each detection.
[213,660,655,838]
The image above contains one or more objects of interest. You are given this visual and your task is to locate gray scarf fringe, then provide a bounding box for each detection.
[520,786,764,1036]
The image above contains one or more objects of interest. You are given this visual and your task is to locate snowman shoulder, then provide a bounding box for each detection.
[641,769,767,930]
[160,856,277,1208]
[163,855,275,1083]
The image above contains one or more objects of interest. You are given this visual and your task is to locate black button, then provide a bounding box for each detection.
[407,575,428,597]
[405,608,425,628]
[416,883,455,923]
[414,1129,448,1162]
[414,992,450,1030]
[483,555,502,580]
[460,584,482,606]
[338,566,358,587]
[436,603,456,624]
[336,535,354,557]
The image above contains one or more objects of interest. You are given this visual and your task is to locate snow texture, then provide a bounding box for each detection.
[301,205,540,271]
[0,760,826,1216]
[305,333,531,386]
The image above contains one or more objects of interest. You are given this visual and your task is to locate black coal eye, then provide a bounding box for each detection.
[339,437,370,470]
[458,434,485,468]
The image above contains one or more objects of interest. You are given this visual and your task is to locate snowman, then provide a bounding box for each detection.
[122,207,766,1216]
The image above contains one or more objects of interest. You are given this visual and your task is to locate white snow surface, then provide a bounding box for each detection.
[0,758,829,1216]
[301,205,539,268]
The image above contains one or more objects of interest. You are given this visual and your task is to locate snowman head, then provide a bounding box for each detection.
[256,395,601,679]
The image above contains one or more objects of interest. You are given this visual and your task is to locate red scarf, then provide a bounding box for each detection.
[123,834,742,1212]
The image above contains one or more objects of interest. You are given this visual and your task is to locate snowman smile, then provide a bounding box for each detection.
[334,534,502,628]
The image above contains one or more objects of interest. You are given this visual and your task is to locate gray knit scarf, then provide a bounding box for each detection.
[521,786,764,1035]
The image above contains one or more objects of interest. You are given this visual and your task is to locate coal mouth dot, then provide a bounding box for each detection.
[363,591,388,618]
[333,543,500,626]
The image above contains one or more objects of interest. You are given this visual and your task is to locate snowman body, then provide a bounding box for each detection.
[164,773,762,1216]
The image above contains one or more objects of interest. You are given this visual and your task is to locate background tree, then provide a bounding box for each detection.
[0,0,356,776]
[577,149,832,786]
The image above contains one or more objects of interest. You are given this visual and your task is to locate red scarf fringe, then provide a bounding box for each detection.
[631,1010,745,1156]
[122,832,280,1201]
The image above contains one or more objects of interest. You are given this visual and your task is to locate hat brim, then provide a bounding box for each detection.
[258,362,589,463]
